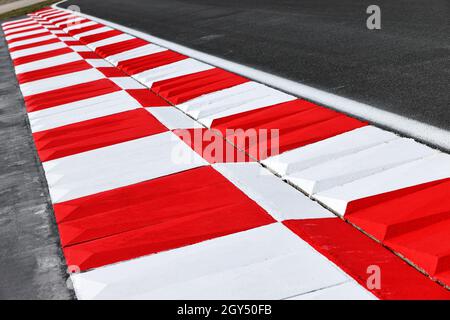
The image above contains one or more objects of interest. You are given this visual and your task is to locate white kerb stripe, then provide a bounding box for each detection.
[46,14,75,24]
[10,41,66,59]
[42,132,208,203]
[85,59,113,67]
[285,138,437,195]
[71,223,352,300]
[54,17,85,27]
[73,26,113,39]
[58,36,75,42]
[14,52,83,74]
[88,34,134,50]
[133,58,214,88]
[2,20,35,30]
[109,77,145,90]
[313,152,450,215]
[19,68,104,97]
[2,19,35,29]
[145,107,204,129]
[262,126,398,176]
[6,28,47,41]
[7,34,57,48]
[70,45,92,52]
[37,10,64,19]
[105,44,167,64]
[63,21,99,32]
[48,30,66,35]
[177,81,295,127]
[4,24,40,35]
[29,91,142,132]
[213,162,334,221]
[40,9,66,16]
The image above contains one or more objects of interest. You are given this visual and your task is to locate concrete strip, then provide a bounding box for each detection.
[0,22,73,299]
[0,0,49,15]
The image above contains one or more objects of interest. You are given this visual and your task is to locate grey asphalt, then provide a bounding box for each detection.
[0,21,74,299]
[59,0,450,132]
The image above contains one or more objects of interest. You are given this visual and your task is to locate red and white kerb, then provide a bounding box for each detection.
[2,7,449,300]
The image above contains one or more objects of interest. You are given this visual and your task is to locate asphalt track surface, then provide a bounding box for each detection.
[58,0,450,132]
[0,19,73,299]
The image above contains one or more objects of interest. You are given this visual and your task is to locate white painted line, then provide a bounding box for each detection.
[54,4,450,151]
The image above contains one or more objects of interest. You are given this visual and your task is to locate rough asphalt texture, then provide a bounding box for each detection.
[0,21,74,299]
[60,0,450,132]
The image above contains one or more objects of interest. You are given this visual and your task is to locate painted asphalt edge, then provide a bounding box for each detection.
[53,1,450,153]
